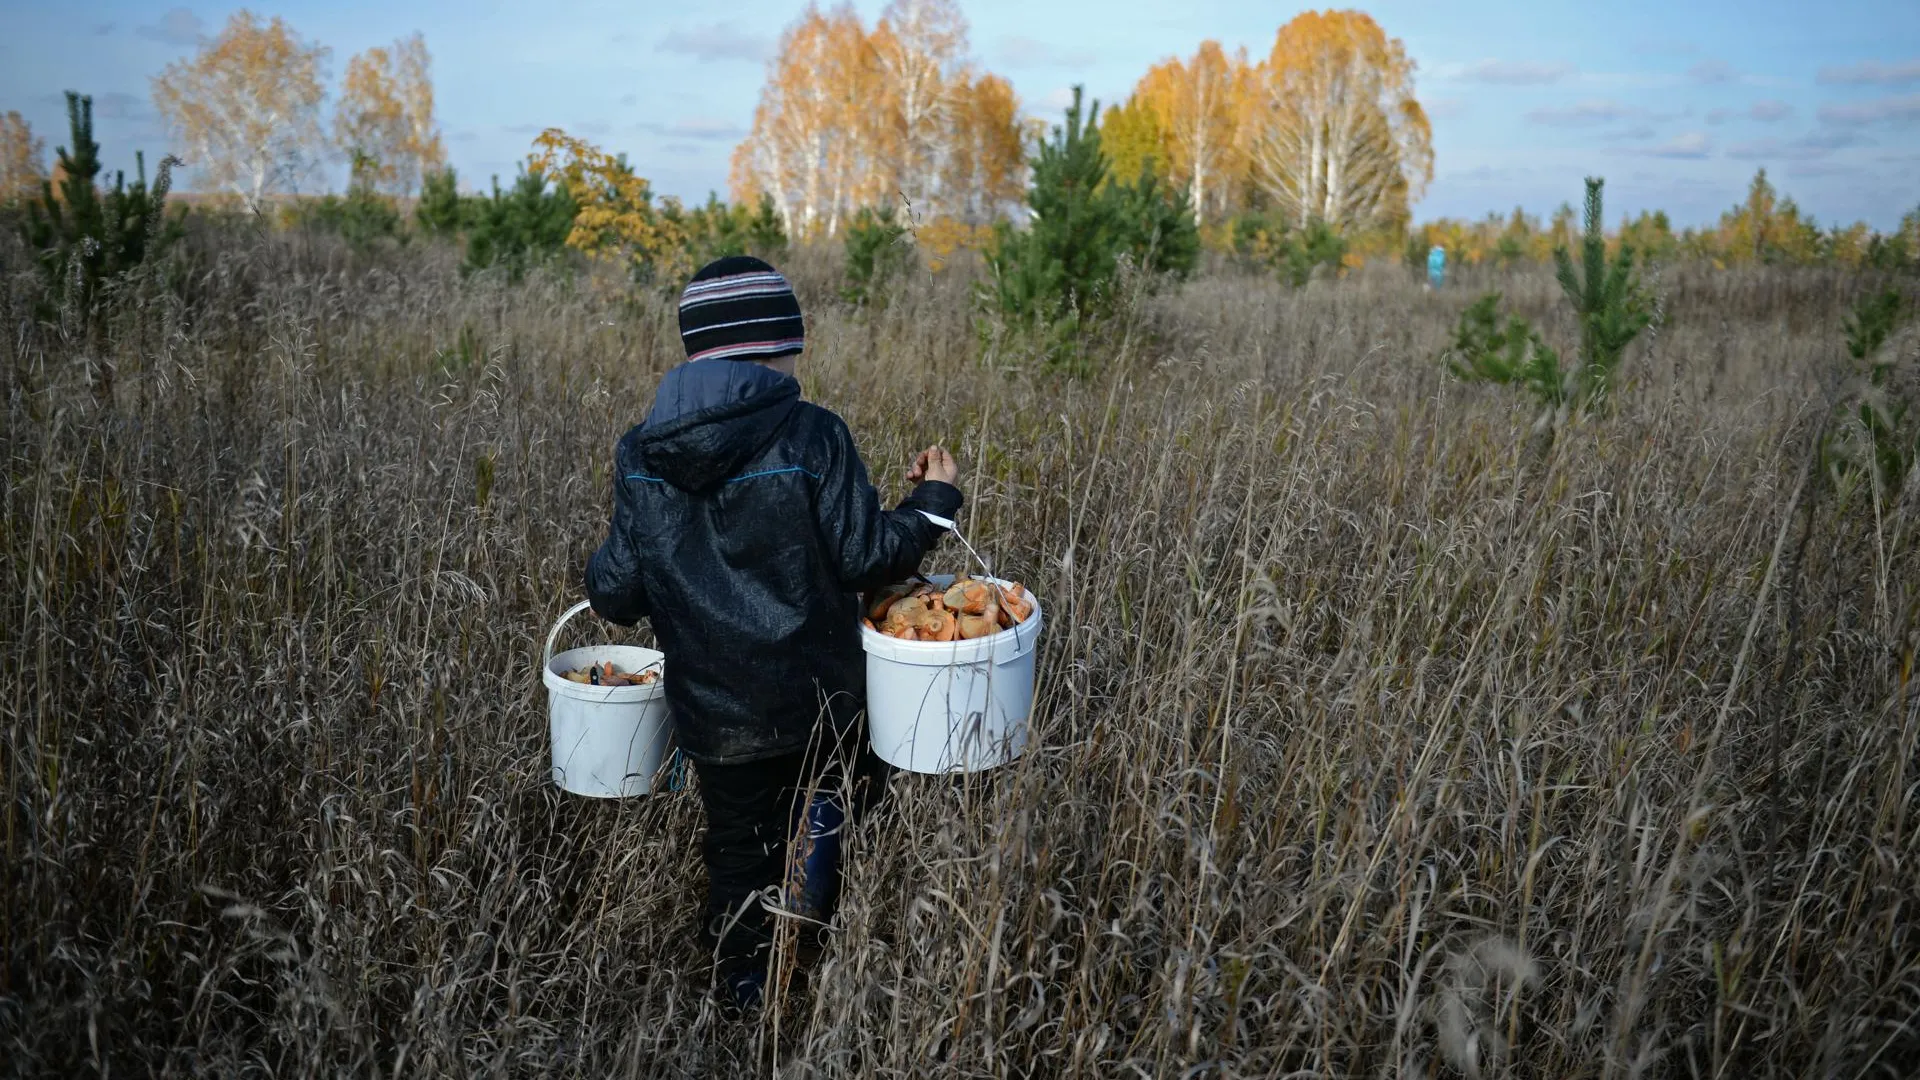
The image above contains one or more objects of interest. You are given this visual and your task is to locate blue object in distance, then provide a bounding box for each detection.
[1427,245,1446,288]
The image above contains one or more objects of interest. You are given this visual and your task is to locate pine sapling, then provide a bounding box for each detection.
[1444,293,1565,408]
[1553,176,1653,405]
[1824,288,1916,503]
[843,204,910,306]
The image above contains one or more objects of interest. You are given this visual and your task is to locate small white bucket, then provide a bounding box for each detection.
[541,600,673,798]
[860,575,1044,774]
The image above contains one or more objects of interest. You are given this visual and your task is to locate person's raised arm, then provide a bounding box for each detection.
[813,419,962,593]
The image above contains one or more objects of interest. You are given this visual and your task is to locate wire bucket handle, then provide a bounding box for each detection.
[918,510,999,580]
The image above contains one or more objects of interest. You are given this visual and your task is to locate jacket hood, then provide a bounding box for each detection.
[628,359,801,493]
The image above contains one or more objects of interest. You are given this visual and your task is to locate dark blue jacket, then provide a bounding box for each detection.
[585,359,961,764]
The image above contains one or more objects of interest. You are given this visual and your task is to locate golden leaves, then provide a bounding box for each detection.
[530,128,690,281]
[1243,11,1432,232]
[151,11,330,207]
[731,0,1023,242]
[0,112,45,205]
[336,33,445,196]
[1133,40,1247,223]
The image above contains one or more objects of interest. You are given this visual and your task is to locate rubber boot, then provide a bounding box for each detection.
[786,792,845,922]
[721,965,766,1013]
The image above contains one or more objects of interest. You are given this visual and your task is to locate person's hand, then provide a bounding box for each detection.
[907,446,959,487]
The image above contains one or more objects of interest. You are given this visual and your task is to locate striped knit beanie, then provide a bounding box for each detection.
[677,256,805,363]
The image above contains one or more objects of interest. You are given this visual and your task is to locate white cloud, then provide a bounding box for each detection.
[1727,130,1873,161]
[1526,99,1637,126]
[1453,59,1575,85]
[995,36,1096,69]
[1709,100,1794,125]
[1818,94,1920,127]
[1782,162,1861,178]
[1603,123,1660,142]
[639,117,746,141]
[667,117,745,139]
[136,8,204,46]
[1627,131,1712,159]
[1816,59,1920,87]
[656,22,773,64]
[1688,59,1736,84]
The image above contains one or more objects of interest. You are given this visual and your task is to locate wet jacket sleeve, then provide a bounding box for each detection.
[584,473,651,627]
[813,417,963,593]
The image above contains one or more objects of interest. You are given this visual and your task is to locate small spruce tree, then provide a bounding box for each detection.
[1231,209,1346,287]
[1108,160,1200,282]
[415,166,471,238]
[1823,289,1916,504]
[1447,176,1655,418]
[21,91,177,316]
[843,203,910,305]
[1554,176,1653,403]
[746,193,787,258]
[985,85,1119,338]
[1444,294,1564,406]
[463,165,576,281]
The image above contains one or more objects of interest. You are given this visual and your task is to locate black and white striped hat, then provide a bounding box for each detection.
[676,256,806,363]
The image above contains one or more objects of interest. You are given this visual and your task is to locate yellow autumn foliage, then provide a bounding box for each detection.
[531,128,690,282]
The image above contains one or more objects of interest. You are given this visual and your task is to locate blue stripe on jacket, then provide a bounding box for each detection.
[624,465,822,485]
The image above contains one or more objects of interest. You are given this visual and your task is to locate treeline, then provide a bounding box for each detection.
[1410,169,1920,273]
[729,0,1026,242]
[730,4,1434,249]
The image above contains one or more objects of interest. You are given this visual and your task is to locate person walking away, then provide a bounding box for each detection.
[583,255,962,1010]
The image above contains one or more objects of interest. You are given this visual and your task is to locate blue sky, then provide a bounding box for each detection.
[2,0,1917,228]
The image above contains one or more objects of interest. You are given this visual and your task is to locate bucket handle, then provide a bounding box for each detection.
[544,599,596,674]
[918,510,995,578]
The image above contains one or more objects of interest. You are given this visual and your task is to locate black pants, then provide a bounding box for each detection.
[691,727,891,976]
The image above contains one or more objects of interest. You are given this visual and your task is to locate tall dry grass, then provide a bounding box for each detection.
[2,227,1916,1078]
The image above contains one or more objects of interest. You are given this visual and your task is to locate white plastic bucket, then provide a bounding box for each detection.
[860,575,1044,774]
[541,600,673,797]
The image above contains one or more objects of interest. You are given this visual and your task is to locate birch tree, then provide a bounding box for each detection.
[872,0,967,211]
[730,6,846,237]
[335,32,445,196]
[152,11,330,207]
[1244,11,1431,231]
[731,1,1023,237]
[1136,40,1245,225]
[939,71,1025,223]
[0,111,45,205]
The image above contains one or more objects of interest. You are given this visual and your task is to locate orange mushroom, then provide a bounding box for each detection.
[999,583,1034,623]
[957,613,999,639]
[943,579,993,615]
[919,609,959,641]
[868,584,914,621]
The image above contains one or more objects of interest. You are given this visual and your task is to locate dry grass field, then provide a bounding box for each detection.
[3,230,1916,1077]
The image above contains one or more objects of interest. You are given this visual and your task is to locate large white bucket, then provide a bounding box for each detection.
[541,600,673,798]
[861,576,1044,774]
